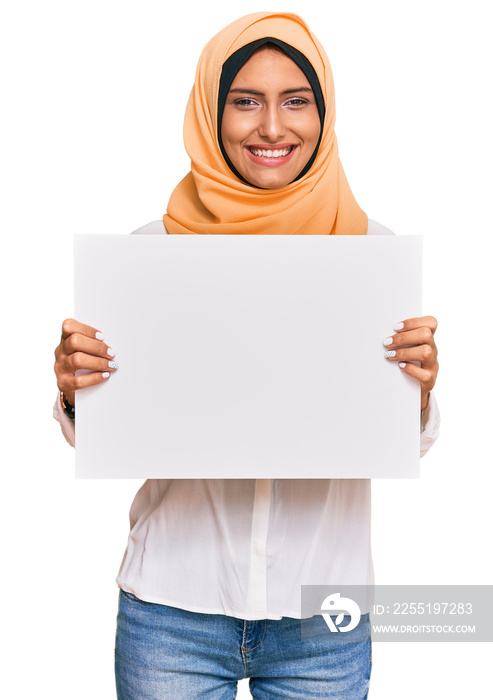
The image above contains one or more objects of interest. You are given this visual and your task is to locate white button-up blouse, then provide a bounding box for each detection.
[54,218,440,620]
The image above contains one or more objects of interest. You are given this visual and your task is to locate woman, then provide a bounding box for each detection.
[54,12,440,699]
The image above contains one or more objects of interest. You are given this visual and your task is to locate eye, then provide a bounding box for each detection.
[233,97,259,107]
[285,98,309,107]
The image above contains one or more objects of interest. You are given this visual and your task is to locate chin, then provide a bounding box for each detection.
[243,169,297,189]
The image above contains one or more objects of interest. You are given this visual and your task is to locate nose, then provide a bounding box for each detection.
[258,105,286,142]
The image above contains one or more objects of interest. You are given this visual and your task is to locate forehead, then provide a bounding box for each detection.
[229,48,311,89]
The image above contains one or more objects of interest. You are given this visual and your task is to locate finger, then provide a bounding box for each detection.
[61,318,105,342]
[63,332,116,360]
[57,370,112,403]
[397,362,435,391]
[64,351,118,374]
[392,316,438,334]
[385,344,436,365]
[70,371,113,395]
[383,326,435,350]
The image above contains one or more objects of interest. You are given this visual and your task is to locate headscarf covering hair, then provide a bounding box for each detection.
[163,12,368,236]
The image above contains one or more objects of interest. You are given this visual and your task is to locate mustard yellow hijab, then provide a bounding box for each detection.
[163,12,367,236]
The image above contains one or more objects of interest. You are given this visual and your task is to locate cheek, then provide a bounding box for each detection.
[297,114,321,146]
[221,114,251,154]
[298,118,321,165]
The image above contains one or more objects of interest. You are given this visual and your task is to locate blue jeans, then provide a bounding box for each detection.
[115,589,372,699]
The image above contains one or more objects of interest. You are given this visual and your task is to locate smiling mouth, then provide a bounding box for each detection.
[245,145,297,168]
[247,146,294,158]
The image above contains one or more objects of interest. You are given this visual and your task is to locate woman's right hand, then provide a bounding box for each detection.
[54,318,118,406]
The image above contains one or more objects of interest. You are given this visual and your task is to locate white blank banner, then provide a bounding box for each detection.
[74,234,422,479]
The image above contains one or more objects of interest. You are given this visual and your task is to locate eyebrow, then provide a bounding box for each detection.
[228,87,313,96]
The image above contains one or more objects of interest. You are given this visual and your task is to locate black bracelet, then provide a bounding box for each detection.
[60,392,75,421]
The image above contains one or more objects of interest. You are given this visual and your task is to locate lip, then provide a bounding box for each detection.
[245,144,298,167]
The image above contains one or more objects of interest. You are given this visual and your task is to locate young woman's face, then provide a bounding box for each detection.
[221,48,321,189]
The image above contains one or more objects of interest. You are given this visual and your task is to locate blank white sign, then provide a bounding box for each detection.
[74,234,422,478]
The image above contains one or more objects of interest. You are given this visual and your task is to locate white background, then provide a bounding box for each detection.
[2,0,491,697]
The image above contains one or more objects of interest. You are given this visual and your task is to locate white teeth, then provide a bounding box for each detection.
[250,147,292,158]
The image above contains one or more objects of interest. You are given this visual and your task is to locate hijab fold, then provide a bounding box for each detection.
[163,12,367,236]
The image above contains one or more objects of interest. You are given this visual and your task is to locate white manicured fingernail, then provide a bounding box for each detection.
[398,362,406,368]
[107,348,116,357]
[108,361,118,369]
[385,350,396,358]
[102,372,110,378]
[383,337,393,346]
[393,322,404,331]
[96,331,105,341]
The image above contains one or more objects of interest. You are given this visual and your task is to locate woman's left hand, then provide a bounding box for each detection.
[383,316,439,411]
